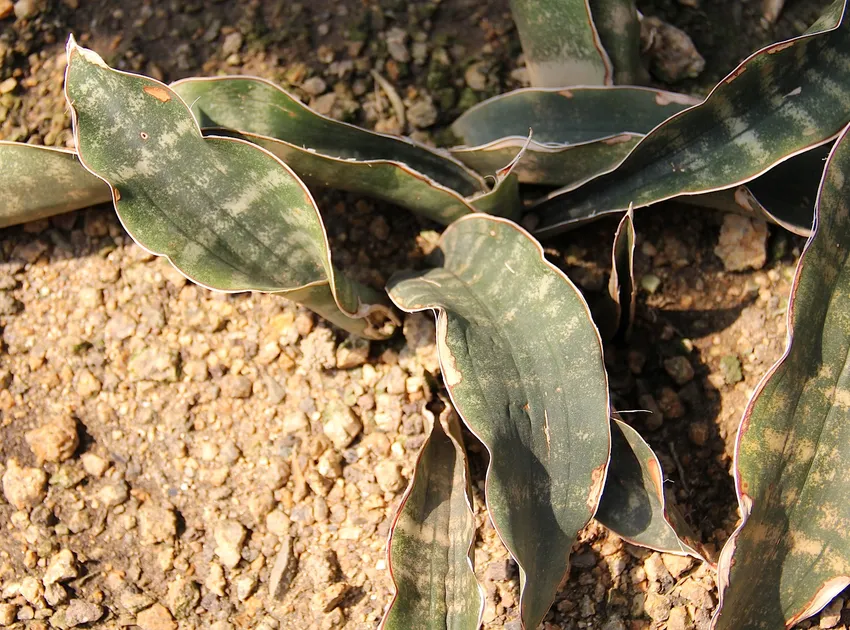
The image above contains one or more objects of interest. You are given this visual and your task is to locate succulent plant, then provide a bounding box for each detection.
[3,1,850,628]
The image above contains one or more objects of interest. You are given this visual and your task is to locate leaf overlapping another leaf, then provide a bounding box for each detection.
[530,0,850,237]
[65,38,396,339]
[382,407,482,630]
[171,76,520,225]
[597,419,705,559]
[388,215,610,629]
[449,87,698,188]
[0,142,111,228]
[510,0,612,87]
[713,122,850,629]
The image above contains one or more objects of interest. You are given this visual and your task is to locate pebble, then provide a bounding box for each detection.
[0,603,15,625]
[374,460,404,493]
[269,538,297,600]
[25,415,79,463]
[80,453,109,478]
[640,15,705,82]
[75,368,101,398]
[104,313,137,340]
[819,597,843,628]
[336,336,370,369]
[688,421,709,446]
[222,32,243,56]
[135,603,177,630]
[406,97,438,129]
[44,549,78,586]
[302,76,327,96]
[2,459,47,510]
[667,606,693,630]
[644,590,671,621]
[138,504,177,544]
[464,62,488,90]
[484,559,514,582]
[214,519,247,568]
[644,553,673,592]
[661,553,694,578]
[62,599,104,627]
[663,356,695,385]
[235,574,257,601]
[385,27,410,63]
[657,387,685,419]
[641,273,661,294]
[13,0,36,20]
[714,214,768,271]
[719,354,743,384]
[205,563,226,597]
[311,582,349,613]
[128,347,179,382]
[322,402,362,449]
[220,373,252,399]
[44,583,67,607]
[165,576,199,619]
[0,0,11,19]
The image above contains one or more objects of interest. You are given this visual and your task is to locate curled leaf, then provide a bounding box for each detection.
[65,38,396,339]
[713,122,850,629]
[449,87,698,187]
[382,407,483,630]
[510,0,612,87]
[597,419,705,559]
[530,0,850,237]
[171,76,520,224]
[0,142,111,228]
[388,215,610,629]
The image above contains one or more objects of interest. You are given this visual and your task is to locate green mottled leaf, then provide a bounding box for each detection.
[171,76,520,224]
[510,0,612,87]
[382,407,483,630]
[588,0,648,85]
[713,123,850,629]
[0,142,111,228]
[595,207,635,341]
[65,39,396,339]
[449,87,698,187]
[387,215,610,629]
[597,419,704,558]
[531,0,850,237]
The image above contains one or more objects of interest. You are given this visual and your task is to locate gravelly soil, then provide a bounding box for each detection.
[1,1,848,629]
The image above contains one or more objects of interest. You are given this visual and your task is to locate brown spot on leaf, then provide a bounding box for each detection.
[143,85,171,103]
[587,463,607,513]
[724,66,747,84]
[114,189,121,201]
[647,457,664,500]
[602,134,634,145]
[767,41,796,55]
[559,89,574,98]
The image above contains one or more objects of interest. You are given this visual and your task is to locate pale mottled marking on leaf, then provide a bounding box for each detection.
[436,315,462,387]
[833,387,850,410]
[142,85,171,102]
[785,86,803,98]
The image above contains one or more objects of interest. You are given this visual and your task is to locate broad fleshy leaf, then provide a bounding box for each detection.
[381,407,483,630]
[0,142,111,228]
[530,0,850,238]
[170,76,520,224]
[387,215,611,630]
[65,39,396,339]
[713,123,850,629]
[588,0,647,85]
[596,207,635,341]
[449,87,698,187]
[596,419,704,558]
[510,0,612,87]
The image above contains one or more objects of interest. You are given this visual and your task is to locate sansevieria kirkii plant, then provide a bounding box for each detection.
[2,0,850,627]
